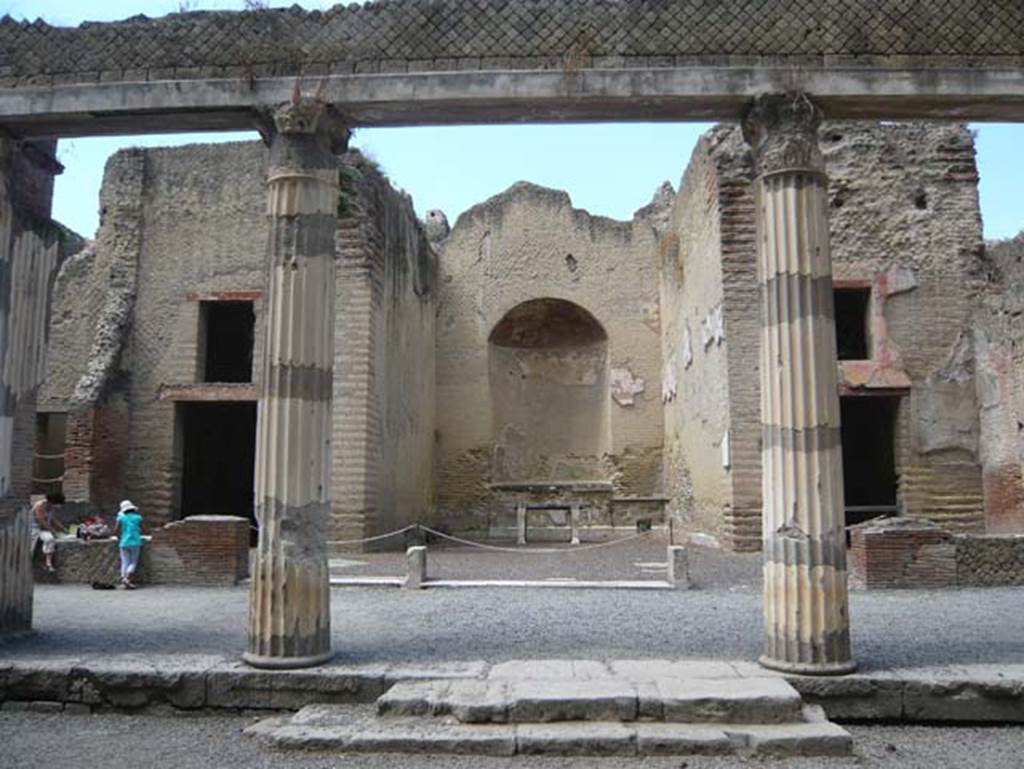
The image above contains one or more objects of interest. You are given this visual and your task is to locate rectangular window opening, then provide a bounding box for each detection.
[834,287,871,361]
[200,301,255,383]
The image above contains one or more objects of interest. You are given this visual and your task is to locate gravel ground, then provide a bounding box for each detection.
[328,538,762,589]
[1,711,1023,769]
[2,580,1021,672]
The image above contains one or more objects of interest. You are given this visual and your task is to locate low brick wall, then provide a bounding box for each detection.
[850,518,1024,589]
[35,515,250,586]
[148,515,250,586]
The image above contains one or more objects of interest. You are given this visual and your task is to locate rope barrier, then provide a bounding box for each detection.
[417,525,653,554]
[324,524,418,546]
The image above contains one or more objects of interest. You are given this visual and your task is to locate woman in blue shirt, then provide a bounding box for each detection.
[114,500,144,589]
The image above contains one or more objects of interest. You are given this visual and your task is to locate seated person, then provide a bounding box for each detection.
[31,492,67,573]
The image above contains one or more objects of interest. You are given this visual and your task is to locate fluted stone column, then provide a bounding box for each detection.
[742,94,855,675]
[244,97,348,669]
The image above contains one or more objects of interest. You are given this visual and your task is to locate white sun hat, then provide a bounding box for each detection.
[118,500,138,514]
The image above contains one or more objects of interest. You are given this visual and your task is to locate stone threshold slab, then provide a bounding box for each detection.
[2,655,1023,722]
[245,704,852,757]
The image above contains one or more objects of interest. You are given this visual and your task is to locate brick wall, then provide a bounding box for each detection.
[37,515,250,586]
[850,519,1024,589]
[147,515,249,585]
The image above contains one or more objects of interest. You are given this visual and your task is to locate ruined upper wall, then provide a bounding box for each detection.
[2,0,1022,89]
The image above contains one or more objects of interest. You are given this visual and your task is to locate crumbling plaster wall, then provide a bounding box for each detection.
[824,123,986,533]
[975,233,1024,532]
[435,182,664,533]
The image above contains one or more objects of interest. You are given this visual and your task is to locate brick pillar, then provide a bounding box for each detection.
[742,94,854,675]
[244,97,348,669]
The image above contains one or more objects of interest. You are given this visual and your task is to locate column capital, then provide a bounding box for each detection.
[741,93,823,177]
[257,96,351,156]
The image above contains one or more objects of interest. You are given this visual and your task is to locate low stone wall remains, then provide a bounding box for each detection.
[849,518,1024,589]
[34,515,250,586]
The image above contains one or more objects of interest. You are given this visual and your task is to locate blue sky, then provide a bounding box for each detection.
[10,1,1024,241]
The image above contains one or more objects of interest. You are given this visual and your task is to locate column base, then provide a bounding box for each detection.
[758,655,857,676]
[242,648,335,670]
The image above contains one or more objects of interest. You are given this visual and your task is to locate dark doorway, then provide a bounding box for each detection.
[179,403,257,534]
[840,396,899,526]
[201,301,254,382]
[834,287,871,360]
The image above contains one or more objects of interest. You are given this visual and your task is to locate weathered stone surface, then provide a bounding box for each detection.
[634,723,733,755]
[507,679,638,723]
[724,721,853,757]
[788,675,903,721]
[903,678,1024,723]
[207,662,387,709]
[515,722,637,756]
[656,677,803,724]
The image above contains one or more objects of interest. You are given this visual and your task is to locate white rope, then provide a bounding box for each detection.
[324,524,418,546]
[417,525,653,554]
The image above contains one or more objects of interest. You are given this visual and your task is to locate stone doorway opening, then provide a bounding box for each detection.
[840,395,900,526]
[177,402,257,538]
[487,298,611,484]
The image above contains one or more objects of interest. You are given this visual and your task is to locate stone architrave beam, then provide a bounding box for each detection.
[244,95,349,669]
[742,93,854,676]
[5,67,1024,138]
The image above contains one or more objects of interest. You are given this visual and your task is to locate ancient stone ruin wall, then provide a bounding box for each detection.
[974,233,1024,533]
[825,123,986,533]
[434,182,663,533]
[41,140,434,543]
[680,122,987,549]
[332,157,437,542]
[660,131,733,544]
[2,0,1022,90]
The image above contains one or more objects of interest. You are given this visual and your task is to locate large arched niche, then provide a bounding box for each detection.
[488,298,611,482]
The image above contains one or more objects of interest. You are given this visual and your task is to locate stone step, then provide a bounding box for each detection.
[376,676,804,724]
[245,703,852,757]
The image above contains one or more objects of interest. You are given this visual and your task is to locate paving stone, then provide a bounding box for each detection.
[634,723,733,755]
[723,721,853,757]
[445,680,511,723]
[383,661,486,684]
[507,678,638,722]
[0,701,32,711]
[657,677,803,724]
[488,659,575,680]
[609,659,739,681]
[62,703,93,715]
[903,677,1024,723]
[789,674,904,720]
[376,680,453,717]
[515,722,637,756]
[206,662,388,709]
[347,720,516,756]
[28,700,64,713]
